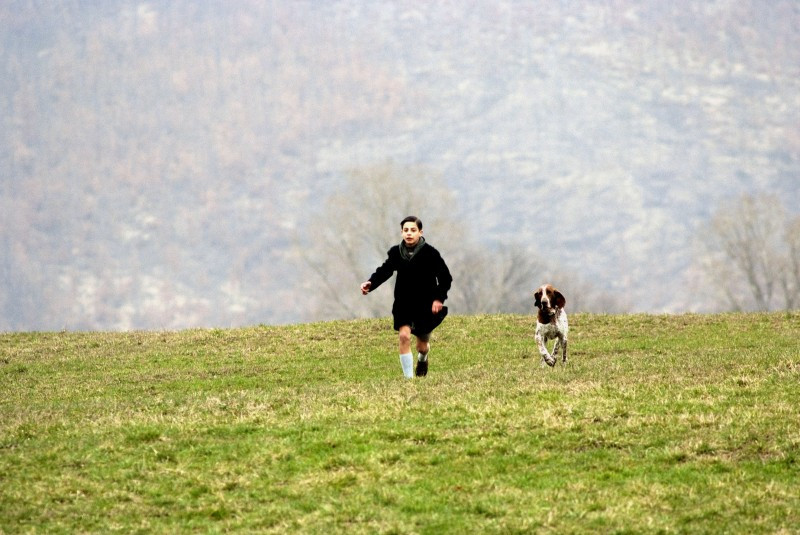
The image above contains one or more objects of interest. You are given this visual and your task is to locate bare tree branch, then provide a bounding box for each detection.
[696,193,794,312]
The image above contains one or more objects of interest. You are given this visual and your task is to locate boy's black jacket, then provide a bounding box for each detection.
[368,243,453,313]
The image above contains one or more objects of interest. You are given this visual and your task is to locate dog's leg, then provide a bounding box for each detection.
[536,331,555,367]
[561,337,568,364]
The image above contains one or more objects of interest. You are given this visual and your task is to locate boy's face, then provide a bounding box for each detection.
[402,222,422,247]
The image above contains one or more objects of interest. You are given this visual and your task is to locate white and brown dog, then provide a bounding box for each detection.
[533,284,568,367]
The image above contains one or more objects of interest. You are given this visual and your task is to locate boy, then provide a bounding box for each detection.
[360,216,453,378]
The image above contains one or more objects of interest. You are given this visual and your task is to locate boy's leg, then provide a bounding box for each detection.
[398,326,414,379]
[415,332,431,377]
[416,333,430,359]
[415,334,430,356]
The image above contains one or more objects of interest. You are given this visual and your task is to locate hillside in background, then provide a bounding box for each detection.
[1,1,798,331]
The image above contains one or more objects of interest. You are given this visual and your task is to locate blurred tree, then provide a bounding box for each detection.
[446,244,545,314]
[296,161,624,322]
[780,216,800,310]
[696,193,799,311]
[296,162,459,321]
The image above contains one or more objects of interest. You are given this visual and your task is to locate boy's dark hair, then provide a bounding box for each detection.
[400,215,422,230]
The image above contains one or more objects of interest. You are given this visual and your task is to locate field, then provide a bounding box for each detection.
[2,313,799,533]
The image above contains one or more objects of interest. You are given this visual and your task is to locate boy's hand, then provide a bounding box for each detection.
[432,300,443,314]
[360,281,372,295]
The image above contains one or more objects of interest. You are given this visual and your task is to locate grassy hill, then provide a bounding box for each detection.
[2,313,799,533]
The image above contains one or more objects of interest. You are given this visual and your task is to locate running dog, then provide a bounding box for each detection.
[533,284,568,367]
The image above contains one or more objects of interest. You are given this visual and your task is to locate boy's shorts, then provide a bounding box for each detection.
[393,306,448,337]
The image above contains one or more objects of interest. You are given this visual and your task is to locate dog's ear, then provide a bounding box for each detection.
[533,289,542,308]
[553,289,566,309]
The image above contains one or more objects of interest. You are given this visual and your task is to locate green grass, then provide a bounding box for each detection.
[2,313,799,534]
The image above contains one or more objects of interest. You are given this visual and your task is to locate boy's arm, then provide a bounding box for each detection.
[434,253,453,303]
[362,250,396,293]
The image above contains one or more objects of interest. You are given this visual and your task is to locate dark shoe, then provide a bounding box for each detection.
[415,359,428,377]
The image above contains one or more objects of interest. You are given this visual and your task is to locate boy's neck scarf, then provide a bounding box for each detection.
[399,236,426,261]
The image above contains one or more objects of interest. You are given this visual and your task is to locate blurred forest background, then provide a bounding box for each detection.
[1,1,798,331]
